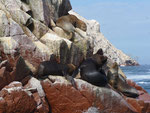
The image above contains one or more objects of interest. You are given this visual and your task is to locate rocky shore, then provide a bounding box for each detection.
[0,0,148,113]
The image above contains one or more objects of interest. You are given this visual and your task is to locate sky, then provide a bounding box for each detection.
[70,0,150,65]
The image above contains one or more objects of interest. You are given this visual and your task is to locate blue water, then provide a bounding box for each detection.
[121,65,150,94]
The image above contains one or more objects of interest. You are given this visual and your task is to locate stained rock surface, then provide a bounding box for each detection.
[0,81,36,113]
[41,76,137,113]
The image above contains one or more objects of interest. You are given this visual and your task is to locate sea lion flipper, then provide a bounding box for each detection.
[65,75,77,89]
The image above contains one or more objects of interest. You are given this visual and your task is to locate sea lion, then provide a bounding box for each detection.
[56,14,87,39]
[36,54,76,88]
[106,59,127,79]
[106,62,139,98]
[72,54,108,87]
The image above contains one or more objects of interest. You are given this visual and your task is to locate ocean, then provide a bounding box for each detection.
[121,65,150,94]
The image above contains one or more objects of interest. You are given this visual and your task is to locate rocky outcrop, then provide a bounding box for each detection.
[0,75,150,113]
[0,81,36,113]
[0,0,90,69]
[0,0,146,113]
[69,10,139,66]
[41,76,136,113]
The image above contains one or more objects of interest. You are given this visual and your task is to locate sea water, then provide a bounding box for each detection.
[121,65,150,94]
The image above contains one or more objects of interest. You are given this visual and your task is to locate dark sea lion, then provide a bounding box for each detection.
[56,14,87,39]
[36,54,76,88]
[107,62,139,98]
[72,54,108,87]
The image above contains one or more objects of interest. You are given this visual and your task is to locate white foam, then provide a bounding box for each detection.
[127,75,150,80]
[137,81,150,85]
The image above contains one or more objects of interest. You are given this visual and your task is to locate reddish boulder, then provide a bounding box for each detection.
[41,76,137,113]
[127,79,147,93]
[126,97,150,113]
[0,81,36,113]
[138,92,150,102]
[0,56,32,90]
[126,79,150,113]
[24,77,49,113]
[0,60,13,90]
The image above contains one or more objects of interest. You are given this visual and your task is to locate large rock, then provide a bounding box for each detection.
[24,77,50,113]
[0,81,36,113]
[126,79,150,113]
[32,19,52,39]
[0,37,18,55]
[0,10,9,37]
[0,55,31,90]
[69,10,139,66]
[28,0,72,26]
[41,76,137,113]
[40,33,84,66]
[52,26,73,40]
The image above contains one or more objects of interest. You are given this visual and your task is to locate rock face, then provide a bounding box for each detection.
[0,81,36,113]
[0,0,147,113]
[69,10,139,66]
[41,76,137,113]
[1,76,150,113]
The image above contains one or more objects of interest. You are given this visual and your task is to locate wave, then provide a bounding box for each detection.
[137,81,150,85]
[126,75,150,80]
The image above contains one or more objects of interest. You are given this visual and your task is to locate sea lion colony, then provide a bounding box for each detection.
[36,49,139,98]
[35,14,139,98]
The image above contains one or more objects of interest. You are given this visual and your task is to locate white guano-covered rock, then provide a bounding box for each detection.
[0,37,18,54]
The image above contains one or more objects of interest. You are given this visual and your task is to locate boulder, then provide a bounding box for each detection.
[125,79,150,113]
[0,0,21,11]
[32,19,51,39]
[0,37,19,55]
[28,0,72,26]
[10,9,32,27]
[0,81,36,113]
[0,10,9,37]
[40,33,84,66]
[41,76,137,113]
[127,79,147,93]
[126,97,150,113]
[24,77,50,113]
[9,18,24,36]
[52,26,73,40]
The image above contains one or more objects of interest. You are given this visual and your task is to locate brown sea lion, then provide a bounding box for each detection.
[107,62,139,98]
[56,14,87,39]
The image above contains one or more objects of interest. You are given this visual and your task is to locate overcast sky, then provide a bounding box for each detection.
[70,0,150,65]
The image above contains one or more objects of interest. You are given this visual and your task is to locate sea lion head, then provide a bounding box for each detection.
[96,48,104,55]
[92,54,107,67]
[50,54,60,63]
[69,14,87,32]
[76,21,87,32]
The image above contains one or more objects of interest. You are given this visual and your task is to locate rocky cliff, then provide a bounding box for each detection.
[69,10,139,66]
[0,0,148,113]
